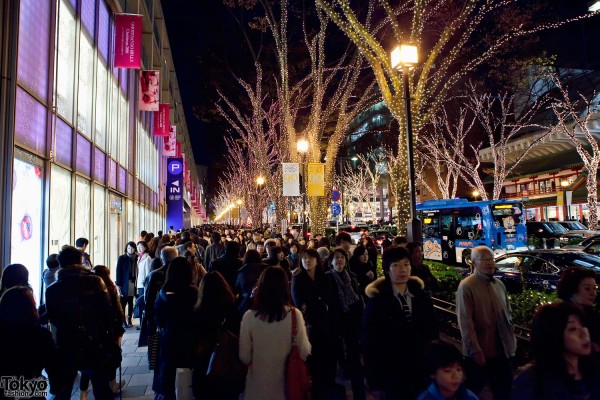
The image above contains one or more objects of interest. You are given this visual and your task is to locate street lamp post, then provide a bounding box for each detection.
[391,44,422,243]
[561,179,570,220]
[256,176,265,228]
[297,139,309,238]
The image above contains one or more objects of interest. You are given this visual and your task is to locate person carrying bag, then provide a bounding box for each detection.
[286,306,311,400]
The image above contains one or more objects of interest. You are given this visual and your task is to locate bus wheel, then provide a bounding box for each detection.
[462,250,472,269]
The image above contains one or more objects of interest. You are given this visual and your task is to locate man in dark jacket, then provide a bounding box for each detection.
[361,246,438,399]
[203,232,225,268]
[115,241,137,327]
[45,245,115,400]
[208,240,242,289]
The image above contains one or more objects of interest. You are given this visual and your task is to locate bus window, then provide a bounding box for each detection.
[441,215,453,237]
[456,215,482,240]
[421,212,440,238]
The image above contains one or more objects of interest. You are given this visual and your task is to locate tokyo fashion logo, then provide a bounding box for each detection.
[0,376,48,399]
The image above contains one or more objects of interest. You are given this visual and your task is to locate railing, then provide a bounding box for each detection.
[502,187,559,199]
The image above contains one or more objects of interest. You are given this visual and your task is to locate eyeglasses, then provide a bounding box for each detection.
[474,257,495,262]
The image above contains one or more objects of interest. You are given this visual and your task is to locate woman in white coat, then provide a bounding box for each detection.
[136,240,151,298]
[239,266,311,400]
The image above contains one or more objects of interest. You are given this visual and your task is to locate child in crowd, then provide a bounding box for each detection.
[417,340,479,400]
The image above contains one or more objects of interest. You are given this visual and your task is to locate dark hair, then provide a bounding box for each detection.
[423,340,464,375]
[224,240,241,257]
[406,241,422,254]
[243,249,262,265]
[162,256,194,292]
[382,246,411,273]
[46,254,59,269]
[92,265,117,292]
[140,230,147,237]
[210,232,221,244]
[328,248,349,269]
[335,231,352,246]
[531,302,589,378]
[57,246,83,268]
[137,240,149,254]
[252,266,290,323]
[300,248,323,272]
[317,237,331,249]
[75,237,89,247]
[352,244,368,258]
[0,264,29,294]
[392,236,408,246]
[363,236,376,249]
[0,286,38,327]
[195,271,235,312]
[124,241,137,254]
[557,266,597,302]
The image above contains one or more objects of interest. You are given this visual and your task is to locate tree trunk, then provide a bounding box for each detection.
[586,167,598,230]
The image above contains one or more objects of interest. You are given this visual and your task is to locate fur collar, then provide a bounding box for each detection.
[364,275,425,298]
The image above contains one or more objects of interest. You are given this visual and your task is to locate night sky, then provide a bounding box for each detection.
[161,1,600,172]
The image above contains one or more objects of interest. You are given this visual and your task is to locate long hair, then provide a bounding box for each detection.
[299,248,324,274]
[252,266,290,323]
[532,302,587,378]
[0,286,38,328]
[0,264,29,295]
[195,271,235,313]
[92,265,117,293]
[162,256,194,292]
[243,249,262,265]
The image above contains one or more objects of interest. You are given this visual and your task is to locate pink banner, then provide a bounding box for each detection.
[162,125,176,156]
[114,14,142,69]
[176,142,181,157]
[153,103,170,136]
[139,70,159,111]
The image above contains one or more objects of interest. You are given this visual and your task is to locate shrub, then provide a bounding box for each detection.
[508,290,557,327]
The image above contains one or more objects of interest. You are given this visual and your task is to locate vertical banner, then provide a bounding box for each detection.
[162,125,176,157]
[176,142,182,157]
[307,163,325,197]
[153,103,170,136]
[113,14,142,68]
[282,163,300,196]
[166,158,184,231]
[139,70,160,111]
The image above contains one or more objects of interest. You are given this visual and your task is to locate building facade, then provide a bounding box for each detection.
[0,0,203,300]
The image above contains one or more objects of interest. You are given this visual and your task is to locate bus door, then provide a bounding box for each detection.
[440,213,457,264]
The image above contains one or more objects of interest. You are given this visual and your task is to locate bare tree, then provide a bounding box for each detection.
[549,74,600,229]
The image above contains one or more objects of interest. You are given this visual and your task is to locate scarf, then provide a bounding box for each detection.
[331,268,360,313]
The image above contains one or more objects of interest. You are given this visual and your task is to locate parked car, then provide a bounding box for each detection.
[489,249,600,293]
[371,230,394,253]
[563,235,600,253]
[339,224,366,244]
[526,221,585,248]
[557,221,600,238]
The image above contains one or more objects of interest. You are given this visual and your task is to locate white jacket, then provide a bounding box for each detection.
[136,253,152,288]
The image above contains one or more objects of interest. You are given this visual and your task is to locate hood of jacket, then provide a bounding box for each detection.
[364,275,425,298]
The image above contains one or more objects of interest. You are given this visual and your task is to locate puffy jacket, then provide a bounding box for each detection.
[45,265,114,370]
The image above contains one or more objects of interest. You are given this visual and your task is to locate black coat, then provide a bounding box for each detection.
[45,265,114,371]
[325,268,364,337]
[208,256,243,290]
[234,262,266,315]
[361,276,438,398]
[115,254,137,297]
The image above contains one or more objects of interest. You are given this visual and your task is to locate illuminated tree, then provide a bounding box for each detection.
[315,0,596,231]
[425,86,551,200]
[549,74,600,229]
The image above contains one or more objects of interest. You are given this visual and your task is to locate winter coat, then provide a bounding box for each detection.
[361,276,438,397]
[204,243,225,269]
[234,262,267,316]
[348,257,376,299]
[208,255,242,290]
[115,253,137,297]
[136,253,152,289]
[45,264,114,370]
[325,268,364,337]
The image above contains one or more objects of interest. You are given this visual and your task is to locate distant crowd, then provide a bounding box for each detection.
[0,226,599,400]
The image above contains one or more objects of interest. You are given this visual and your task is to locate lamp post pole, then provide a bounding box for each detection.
[392,44,422,243]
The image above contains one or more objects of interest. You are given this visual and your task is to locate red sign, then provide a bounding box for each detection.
[176,142,182,157]
[162,125,176,156]
[153,104,170,136]
[114,14,142,69]
[139,70,159,111]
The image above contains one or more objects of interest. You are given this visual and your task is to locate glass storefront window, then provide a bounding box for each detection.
[49,164,72,253]
[95,60,108,150]
[93,184,105,265]
[17,0,51,101]
[56,0,76,122]
[11,148,44,301]
[127,199,134,242]
[119,94,128,166]
[77,32,94,137]
[75,175,91,241]
[15,87,48,155]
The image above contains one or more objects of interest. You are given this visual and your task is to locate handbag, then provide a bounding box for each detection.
[147,330,160,370]
[133,295,145,319]
[285,307,311,400]
[206,324,247,388]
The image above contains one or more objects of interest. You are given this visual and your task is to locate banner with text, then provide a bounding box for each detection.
[282,163,300,196]
[307,163,325,197]
[166,158,184,231]
[139,70,160,111]
[162,125,176,157]
[114,14,142,68]
[153,104,170,136]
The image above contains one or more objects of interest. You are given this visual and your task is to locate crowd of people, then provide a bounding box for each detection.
[0,226,599,400]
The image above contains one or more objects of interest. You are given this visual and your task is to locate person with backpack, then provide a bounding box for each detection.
[45,245,115,400]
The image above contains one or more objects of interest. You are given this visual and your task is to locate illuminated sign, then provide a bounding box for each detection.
[493,205,513,209]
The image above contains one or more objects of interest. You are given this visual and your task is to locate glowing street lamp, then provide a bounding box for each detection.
[473,190,480,201]
[391,43,421,243]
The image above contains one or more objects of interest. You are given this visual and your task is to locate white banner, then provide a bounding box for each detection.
[282,163,300,196]
[163,125,176,157]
